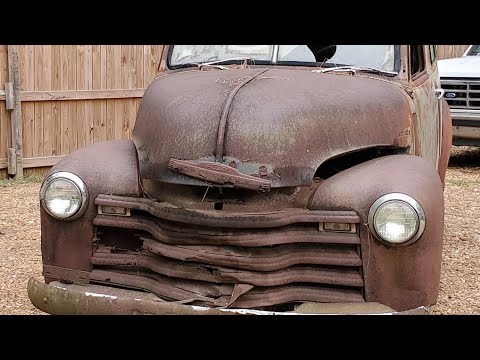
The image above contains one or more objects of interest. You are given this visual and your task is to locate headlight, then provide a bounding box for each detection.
[368,193,425,246]
[40,172,88,220]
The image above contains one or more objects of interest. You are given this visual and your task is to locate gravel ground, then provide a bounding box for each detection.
[0,147,479,315]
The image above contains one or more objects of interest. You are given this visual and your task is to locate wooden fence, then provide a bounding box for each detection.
[0,45,163,178]
[437,45,470,60]
[0,44,473,179]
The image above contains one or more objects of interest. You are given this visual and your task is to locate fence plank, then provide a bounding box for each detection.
[84,45,94,145]
[0,45,11,164]
[8,45,24,178]
[105,45,115,141]
[93,45,105,144]
[23,46,35,159]
[113,45,123,141]
[42,45,53,157]
[52,46,61,156]
[34,46,44,157]
[76,46,86,149]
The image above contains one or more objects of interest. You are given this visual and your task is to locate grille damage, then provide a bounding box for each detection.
[92,194,365,311]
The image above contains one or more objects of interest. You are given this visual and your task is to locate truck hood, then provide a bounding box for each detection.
[438,56,480,78]
[133,68,412,187]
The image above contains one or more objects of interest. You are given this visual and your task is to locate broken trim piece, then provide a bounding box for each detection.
[168,158,271,191]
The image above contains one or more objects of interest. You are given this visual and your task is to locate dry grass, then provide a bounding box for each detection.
[0,147,479,315]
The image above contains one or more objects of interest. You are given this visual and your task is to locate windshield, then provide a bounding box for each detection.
[466,45,480,56]
[169,45,398,72]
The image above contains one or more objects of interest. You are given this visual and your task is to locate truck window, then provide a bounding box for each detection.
[410,45,425,78]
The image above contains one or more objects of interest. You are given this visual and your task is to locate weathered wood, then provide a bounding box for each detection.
[105,45,115,141]
[7,148,16,175]
[1,45,164,178]
[52,45,61,156]
[436,45,470,60]
[1,156,65,169]
[8,45,23,179]
[0,88,146,102]
[22,155,65,168]
[23,45,35,159]
[84,45,94,146]
[34,46,44,159]
[4,82,14,110]
[93,45,106,145]
[42,46,53,158]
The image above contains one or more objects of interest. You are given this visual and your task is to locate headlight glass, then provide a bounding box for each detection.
[368,193,425,246]
[40,172,88,220]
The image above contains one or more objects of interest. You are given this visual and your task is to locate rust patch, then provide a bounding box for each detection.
[43,265,90,284]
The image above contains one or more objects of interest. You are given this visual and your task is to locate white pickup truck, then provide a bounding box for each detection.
[438,45,480,146]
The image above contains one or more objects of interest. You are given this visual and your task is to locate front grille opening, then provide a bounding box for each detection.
[96,227,145,251]
[214,201,224,210]
[315,146,406,179]
[93,200,364,311]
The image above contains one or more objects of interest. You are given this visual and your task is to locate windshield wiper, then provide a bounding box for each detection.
[312,65,397,76]
[185,57,254,70]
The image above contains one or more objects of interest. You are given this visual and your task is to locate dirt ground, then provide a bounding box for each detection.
[0,147,479,315]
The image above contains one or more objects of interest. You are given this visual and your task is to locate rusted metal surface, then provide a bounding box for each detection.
[29,278,431,315]
[90,270,364,308]
[310,155,444,312]
[168,158,271,191]
[93,215,361,247]
[94,194,360,228]
[40,140,141,275]
[42,265,90,284]
[133,67,412,188]
[34,46,450,314]
[91,250,363,287]
[215,68,269,162]
[140,238,363,270]
[91,202,363,309]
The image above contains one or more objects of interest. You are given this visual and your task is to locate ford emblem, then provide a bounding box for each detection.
[445,92,456,98]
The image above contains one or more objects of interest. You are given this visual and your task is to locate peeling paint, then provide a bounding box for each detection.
[85,292,117,300]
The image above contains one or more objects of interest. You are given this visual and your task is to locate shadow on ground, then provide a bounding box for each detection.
[448,146,480,169]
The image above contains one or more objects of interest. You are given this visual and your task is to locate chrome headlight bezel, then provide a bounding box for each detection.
[368,193,426,246]
[40,171,88,221]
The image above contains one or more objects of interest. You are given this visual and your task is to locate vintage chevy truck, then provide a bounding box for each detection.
[28,45,452,315]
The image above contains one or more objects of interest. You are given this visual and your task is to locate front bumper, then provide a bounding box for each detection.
[27,277,430,315]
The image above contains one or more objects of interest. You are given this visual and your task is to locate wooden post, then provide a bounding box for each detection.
[7,45,23,179]
[7,148,16,175]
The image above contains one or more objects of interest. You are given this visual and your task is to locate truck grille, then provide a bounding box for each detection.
[440,78,480,109]
[91,194,365,310]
